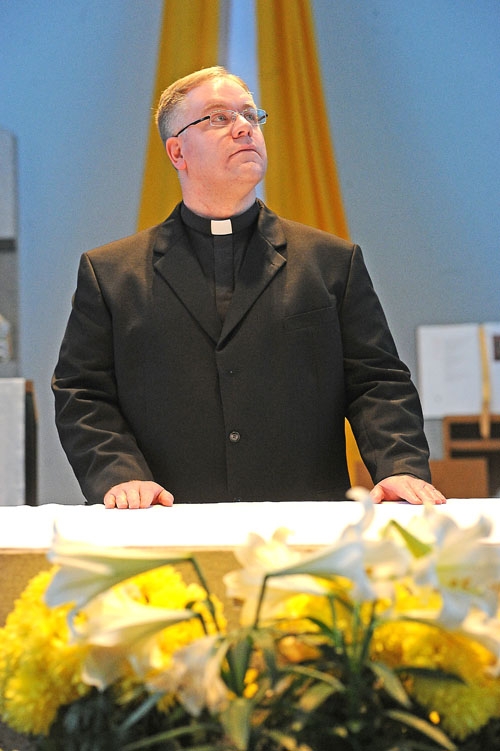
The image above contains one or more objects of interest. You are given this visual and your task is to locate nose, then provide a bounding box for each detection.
[231,112,252,137]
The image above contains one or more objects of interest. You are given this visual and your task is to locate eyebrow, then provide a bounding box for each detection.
[201,100,255,114]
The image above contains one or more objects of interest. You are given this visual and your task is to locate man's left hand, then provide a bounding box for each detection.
[370,475,446,505]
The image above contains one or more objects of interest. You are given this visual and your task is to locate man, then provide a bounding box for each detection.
[52,66,445,509]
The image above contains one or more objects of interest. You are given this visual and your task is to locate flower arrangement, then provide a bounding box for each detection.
[2,490,500,750]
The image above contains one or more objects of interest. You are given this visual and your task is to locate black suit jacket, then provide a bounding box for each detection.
[52,201,430,504]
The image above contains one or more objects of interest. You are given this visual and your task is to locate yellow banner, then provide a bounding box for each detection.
[257,0,362,480]
[137,0,221,230]
[257,0,349,238]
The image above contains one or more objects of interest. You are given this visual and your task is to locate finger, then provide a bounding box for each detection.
[103,492,117,508]
[369,486,384,504]
[135,483,171,508]
[404,481,447,505]
[125,487,141,509]
[155,488,174,506]
[114,491,130,508]
[404,490,425,505]
[421,483,447,505]
[137,485,157,508]
[105,485,132,508]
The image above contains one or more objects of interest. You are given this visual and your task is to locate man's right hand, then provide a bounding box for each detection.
[103,480,174,509]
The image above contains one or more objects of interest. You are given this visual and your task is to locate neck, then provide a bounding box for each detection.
[181,187,257,220]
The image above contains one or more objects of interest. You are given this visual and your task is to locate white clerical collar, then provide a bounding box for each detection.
[181,202,260,236]
[210,219,233,235]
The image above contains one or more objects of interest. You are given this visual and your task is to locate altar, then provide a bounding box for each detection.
[2,499,499,627]
[1,499,499,751]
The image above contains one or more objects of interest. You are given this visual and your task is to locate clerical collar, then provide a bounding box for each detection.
[181,201,259,236]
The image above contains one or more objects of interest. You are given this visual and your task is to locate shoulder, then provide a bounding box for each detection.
[94,225,160,253]
[282,217,355,254]
[84,204,183,268]
[257,204,370,290]
[85,225,163,266]
[258,201,356,256]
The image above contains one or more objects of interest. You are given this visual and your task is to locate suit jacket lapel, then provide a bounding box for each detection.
[153,209,222,343]
[152,203,287,345]
[220,225,287,343]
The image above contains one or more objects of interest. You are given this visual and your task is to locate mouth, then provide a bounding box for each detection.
[231,146,259,157]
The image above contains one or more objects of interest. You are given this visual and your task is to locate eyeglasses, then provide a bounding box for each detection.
[174,108,268,138]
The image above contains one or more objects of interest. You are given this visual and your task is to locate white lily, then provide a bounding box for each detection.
[74,587,198,689]
[45,527,193,614]
[457,609,500,676]
[265,537,409,606]
[148,634,229,716]
[224,491,409,623]
[224,528,332,624]
[395,504,500,628]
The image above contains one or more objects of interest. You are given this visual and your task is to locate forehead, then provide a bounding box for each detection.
[184,78,255,113]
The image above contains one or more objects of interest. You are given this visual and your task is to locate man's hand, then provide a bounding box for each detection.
[370,474,446,505]
[104,481,174,509]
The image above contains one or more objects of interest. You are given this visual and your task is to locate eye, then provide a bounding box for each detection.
[243,109,259,125]
[210,110,232,125]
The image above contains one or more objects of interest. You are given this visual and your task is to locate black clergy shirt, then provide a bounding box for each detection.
[180,201,260,322]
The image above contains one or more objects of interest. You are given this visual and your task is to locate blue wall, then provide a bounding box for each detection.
[1,1,499,503]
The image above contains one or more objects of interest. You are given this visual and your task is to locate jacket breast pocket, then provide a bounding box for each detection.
[282,304,343,383]
[283,306,336,332]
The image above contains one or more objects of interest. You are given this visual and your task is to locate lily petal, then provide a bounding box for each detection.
[45,528,192,612]
[399,506,500,628]
[148,635,229,716]
[76,589,198,689]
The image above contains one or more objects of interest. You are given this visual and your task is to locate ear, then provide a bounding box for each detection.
[165,137,186,171]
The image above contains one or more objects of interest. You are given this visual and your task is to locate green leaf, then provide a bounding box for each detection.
[225,634,253,696]
[305,615,345,642]
[385,709,457,750]
[251,628,280,684]
[385,520,432,559]
[286,663,345,692]
[219,696,254,751]
[298,680,337,713]
[118,692,163,733]
[394,665,465,684]
[121,721,220,750]
[370,661,412,708]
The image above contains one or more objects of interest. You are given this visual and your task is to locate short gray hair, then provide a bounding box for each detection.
[155,66,251,144]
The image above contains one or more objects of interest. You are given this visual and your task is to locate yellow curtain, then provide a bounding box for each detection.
[256,0,363,481]
[137,0,221,231]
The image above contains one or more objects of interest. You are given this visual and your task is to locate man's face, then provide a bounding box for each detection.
[169,77,268,197]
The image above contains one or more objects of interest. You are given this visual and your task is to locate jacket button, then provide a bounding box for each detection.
[229,431,241,443]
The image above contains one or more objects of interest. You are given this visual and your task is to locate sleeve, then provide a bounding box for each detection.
[339,245,431,483]
[52,253,154,504]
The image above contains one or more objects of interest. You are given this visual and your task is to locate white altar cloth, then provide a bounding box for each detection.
[0,499,499,550]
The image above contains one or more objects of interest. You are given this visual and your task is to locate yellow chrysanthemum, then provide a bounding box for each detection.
[392,578,443,615]
[243,667,259,699]
[118,565,226,674]
[0,568,90,735]
[269,584,355,634]
[373,619,500,739]
[0,564,226,736]
[277,635,321,664]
